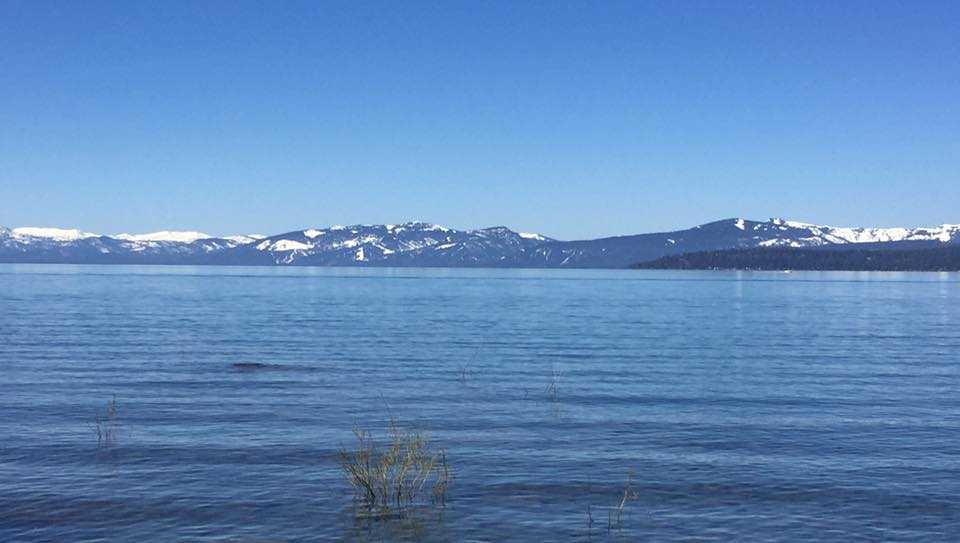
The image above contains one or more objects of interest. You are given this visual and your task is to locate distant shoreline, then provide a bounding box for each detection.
[1,259,958,274]
[633,246,960,272]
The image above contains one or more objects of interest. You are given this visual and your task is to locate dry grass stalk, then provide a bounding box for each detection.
[338,418,452,518]
[608,469,638,530]
[545,364,562,401]
[457,346,482,384]
[92,395,121,448]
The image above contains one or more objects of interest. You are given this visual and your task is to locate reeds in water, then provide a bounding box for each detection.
[338,417,452,518]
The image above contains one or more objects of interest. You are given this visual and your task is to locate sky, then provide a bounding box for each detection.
[1,1,958,240]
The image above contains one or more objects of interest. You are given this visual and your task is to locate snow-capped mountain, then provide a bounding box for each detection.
[0,218,956,268]
[225,222,553,266]
[755,219,960,246]
[0,228,264,264]
[521,218,960,268]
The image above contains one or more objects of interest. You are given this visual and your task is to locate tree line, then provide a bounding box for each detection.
[634,246,960,272]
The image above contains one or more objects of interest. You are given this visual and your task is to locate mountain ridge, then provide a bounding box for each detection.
[1,218,957,268]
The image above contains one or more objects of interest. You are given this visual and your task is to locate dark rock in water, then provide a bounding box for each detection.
[232,362,318,372]
[232,362,283,371]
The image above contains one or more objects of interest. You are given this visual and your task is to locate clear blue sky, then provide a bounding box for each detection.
[1,1,957,240]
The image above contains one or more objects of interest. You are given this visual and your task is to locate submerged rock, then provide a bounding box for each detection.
[232,362,284,371]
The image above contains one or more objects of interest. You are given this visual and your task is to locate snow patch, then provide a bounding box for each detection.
[261,239,312,252]
[405,221,451,232]
[223,234,265,244]
[13,227,99,241]
[777,219,960,244]
[114,231,212,243]
[335,239,360,249]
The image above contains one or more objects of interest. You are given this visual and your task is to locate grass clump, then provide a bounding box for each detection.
[338,418,452,518]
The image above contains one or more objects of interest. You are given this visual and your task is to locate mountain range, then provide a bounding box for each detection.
[1,218,957,268]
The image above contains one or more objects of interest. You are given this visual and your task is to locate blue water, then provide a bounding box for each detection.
[1,265,959,542]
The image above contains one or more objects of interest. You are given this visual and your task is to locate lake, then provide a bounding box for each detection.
[1,265,958,541]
